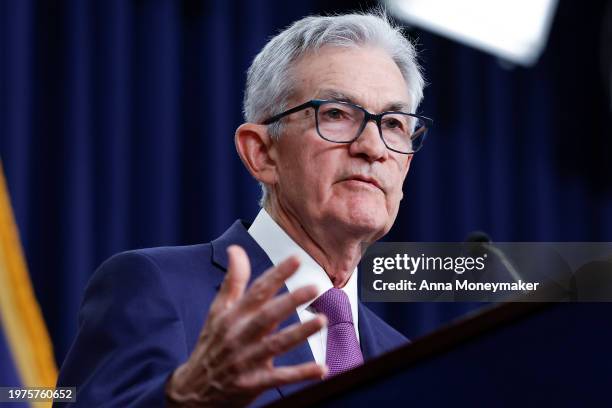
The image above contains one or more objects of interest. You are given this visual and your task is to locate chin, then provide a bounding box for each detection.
[335,199,388,238]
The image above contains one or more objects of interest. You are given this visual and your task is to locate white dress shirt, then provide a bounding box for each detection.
[248,209,359,365]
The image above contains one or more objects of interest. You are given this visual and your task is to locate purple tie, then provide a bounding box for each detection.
[311,288,364,377]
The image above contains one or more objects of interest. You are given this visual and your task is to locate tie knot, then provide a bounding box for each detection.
[311,288,353,325]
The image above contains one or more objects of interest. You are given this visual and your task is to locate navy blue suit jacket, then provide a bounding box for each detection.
[56,220,407,407]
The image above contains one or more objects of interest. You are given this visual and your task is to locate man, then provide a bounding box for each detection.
[56,11,429,407]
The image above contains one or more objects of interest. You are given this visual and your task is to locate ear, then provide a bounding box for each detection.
[234,123,279,186]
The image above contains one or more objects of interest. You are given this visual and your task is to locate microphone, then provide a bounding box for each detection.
[465,231,490,244]
[464,231,523,283]
[465,232,576,301]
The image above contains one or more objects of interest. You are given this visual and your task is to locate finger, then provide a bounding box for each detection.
[242,362,328,390]
[245,314,327,362]
[239,284,319,340]
[211,245,250,313]
[237,255,301,312]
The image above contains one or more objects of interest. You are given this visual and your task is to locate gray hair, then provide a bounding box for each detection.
[243,11,425,206]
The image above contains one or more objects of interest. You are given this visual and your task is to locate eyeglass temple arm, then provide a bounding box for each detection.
[261,101,316,125]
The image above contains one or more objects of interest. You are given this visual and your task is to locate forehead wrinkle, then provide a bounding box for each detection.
[386,101,412,112]
[314,88,411,113]
[315,89,355,103]
[293,47,413,113]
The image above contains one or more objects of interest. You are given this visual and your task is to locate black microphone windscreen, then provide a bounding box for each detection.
[465,231,491,244]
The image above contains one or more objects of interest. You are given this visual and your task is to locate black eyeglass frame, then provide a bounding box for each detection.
[262,99,433,155]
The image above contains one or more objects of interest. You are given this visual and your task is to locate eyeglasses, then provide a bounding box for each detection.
[262,99,433,154]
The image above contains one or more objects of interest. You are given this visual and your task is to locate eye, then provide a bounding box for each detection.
[382,117,404,130]
[323,108,345,120]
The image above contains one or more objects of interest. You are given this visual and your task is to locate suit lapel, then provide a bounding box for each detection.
[211,220,272,283]
[272,313,318,397]
[210,220,316,397]
[358,302,384,360]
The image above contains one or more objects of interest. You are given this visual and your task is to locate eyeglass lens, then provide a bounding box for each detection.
[316,102,426,153]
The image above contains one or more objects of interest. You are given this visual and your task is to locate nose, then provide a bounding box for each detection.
[348,120,387,162]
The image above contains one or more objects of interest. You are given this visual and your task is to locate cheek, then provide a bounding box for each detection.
[279,148,330,201]
[386,161,411,206]
[383,190,402,222]
[296,148,340,194]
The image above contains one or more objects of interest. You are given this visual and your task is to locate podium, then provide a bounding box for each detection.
[267,302,612,407]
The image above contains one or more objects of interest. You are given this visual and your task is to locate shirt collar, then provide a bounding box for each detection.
[247,209,359,320]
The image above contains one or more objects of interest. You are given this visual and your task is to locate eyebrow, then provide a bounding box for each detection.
[315,89,412,113]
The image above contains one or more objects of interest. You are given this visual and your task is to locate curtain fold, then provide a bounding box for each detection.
[0,0,610,365]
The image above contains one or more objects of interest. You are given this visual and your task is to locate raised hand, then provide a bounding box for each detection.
[165,245,327,407]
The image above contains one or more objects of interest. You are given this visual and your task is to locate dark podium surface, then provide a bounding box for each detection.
[268,302,612,407]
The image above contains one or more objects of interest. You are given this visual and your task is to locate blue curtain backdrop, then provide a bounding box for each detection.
[1,0,611,366]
